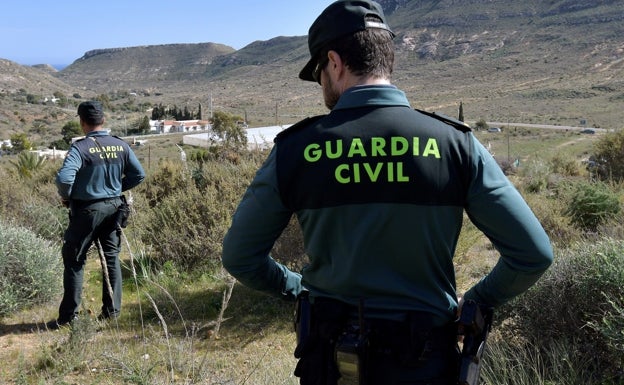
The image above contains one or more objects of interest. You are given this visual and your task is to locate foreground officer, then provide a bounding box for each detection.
[222,1,553,383]
[47,101,145,329]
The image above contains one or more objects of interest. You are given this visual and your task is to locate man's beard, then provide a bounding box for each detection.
[323,77,340,110]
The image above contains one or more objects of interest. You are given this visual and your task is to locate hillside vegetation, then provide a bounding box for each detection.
[1,125,624,384]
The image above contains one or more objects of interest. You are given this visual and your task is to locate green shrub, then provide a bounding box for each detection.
[482,337,594,385]
[590,128,624,181]
[140,159,189,208]
[135,155,264,271]
[0,162,67,241]
[588,293,624,365]
[549,152,581,177]
[0,220,62,316]
[496,239,624,380]
[564,180,620,231]
[523,193,577,247]
[520,159,550,193]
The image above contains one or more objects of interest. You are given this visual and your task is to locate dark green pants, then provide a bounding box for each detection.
[58,197,123,323]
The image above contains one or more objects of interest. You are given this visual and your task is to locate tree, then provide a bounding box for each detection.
[95,94,112,110]
[211,111,247,148]
[474,118,489,131]
[49,121,81,150]
[61,121,83,143]
[26,94,41,104]
[151,103,164,120]
[9,133,32,152]
[129,116,151,135]
[458,101,464,122]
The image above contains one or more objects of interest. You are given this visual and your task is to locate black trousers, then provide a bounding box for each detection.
[58,197,123,322]
[294,298,459,385]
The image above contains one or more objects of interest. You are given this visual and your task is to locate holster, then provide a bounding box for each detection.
[293,295,348,385]
[116,195,131,228]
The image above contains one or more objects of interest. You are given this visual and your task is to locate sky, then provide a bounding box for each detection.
[0,1,335,68]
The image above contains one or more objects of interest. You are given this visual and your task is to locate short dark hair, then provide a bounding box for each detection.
[321,22,395,79]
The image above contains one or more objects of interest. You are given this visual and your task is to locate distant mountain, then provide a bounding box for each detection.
[55,43,236,90]
[1,0,623,141]
[0,60,68,93]
[30,64,58,74]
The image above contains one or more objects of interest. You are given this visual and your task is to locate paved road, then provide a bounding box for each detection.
[482,122,606,132]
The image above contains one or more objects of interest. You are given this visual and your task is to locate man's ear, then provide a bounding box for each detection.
[327,50,341,69]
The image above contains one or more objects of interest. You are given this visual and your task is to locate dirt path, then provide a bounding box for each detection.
[0,306,57,380]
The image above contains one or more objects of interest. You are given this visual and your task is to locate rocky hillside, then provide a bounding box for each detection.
[55,43,236,92]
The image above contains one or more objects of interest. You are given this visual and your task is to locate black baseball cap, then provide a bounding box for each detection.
[299,0,394,82]
[77,101,105,124]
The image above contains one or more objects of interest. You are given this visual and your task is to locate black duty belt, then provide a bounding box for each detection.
[71,196,121,205]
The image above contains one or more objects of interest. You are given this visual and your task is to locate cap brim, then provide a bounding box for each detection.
[299,58,317,82]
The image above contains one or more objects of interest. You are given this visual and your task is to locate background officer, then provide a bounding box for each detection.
[222,1,553,383]
[47,101,145,329]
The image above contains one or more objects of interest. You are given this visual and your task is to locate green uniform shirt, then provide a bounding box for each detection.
[222,85,552,325]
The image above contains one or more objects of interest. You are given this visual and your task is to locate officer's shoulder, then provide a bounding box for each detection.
[414,108,472,133]
[274,115,326,142]
[111,135,127,142]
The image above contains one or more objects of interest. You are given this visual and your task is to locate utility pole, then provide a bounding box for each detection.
[507,120,510,163]
[209,92,213,119]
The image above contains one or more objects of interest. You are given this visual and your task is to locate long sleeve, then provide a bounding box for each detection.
[55,146,82,200]
[463,136,553,307]
[122,149,145,191]
[221,148,302,301]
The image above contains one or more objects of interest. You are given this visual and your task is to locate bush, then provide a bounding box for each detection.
[523,193,577,247]
[564,180,620,231]
[520,159,550,193]
[140,159,189,208]
[496,239,624,381]
[590,128,624,181]
[135,155,265,271]
[0,220,62,316]
[482,338,594,385]
[549,152,581,177]
[0,162,67,241]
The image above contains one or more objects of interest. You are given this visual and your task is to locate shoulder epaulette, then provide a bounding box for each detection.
[275,115,326,142]
[415,108,472,132]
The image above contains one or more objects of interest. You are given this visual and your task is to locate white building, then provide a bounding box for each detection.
[183,125,292,150]
[150,119,211,134]
[29,148,67,160]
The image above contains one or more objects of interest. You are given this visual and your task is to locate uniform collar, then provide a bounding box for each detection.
[86,130,109,138]
[333,84,411,111]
